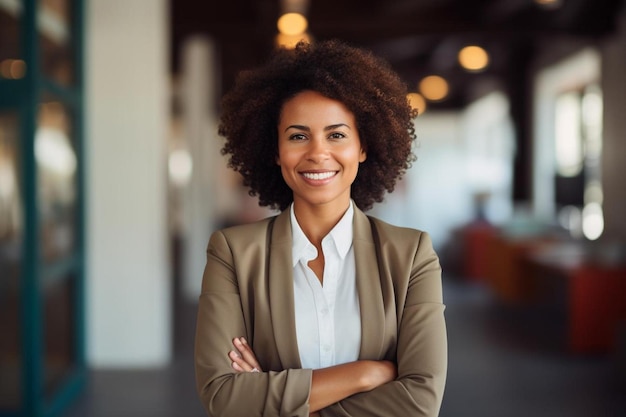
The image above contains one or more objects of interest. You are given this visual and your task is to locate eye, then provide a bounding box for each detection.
[328,132,346,140]
[289,133,307,141]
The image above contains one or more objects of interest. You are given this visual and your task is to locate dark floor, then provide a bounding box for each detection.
[65,279,626,417]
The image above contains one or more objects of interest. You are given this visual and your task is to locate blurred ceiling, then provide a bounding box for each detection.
[171,0,625,110]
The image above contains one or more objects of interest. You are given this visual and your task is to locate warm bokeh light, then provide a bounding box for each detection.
[0,59,26,79]
[0,60,11,78]
[535,0,562,8]
[11,60,26,79]
[419,75,449,101]
[0,154,17,200]
[407,92,426,115]
[277,13,308,36]
[275,32,311,49]
[458,45,489,72]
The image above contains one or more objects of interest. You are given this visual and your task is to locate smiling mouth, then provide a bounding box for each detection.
[301,171,337,180]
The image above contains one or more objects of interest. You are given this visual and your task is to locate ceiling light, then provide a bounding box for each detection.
[275,32,311,49]
[419,75,449,102]
[535,0,562,9]
[458,46,489,72]
[277,13,308,36]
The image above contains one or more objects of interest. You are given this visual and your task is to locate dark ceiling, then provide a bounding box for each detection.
[171,0,624,110]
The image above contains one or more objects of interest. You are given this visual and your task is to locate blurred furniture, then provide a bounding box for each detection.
[460,221,498,282]
[484,231,558,304]
[526,242,626,353]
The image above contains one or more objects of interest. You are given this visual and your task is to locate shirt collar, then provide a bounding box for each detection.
[290,201,355,267]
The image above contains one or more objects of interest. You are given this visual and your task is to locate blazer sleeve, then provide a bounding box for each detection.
[194,230,313,417]
[320,231,447,417]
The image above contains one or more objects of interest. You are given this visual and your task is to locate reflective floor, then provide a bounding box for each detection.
[65,279,626,417]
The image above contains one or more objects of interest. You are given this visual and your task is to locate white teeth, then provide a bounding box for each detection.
[302,172,335,180]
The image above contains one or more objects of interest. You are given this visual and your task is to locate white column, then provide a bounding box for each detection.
[180,36,220,301]
[86,0,171,367]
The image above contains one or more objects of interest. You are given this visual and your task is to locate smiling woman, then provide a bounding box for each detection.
[219,40,416,212]
[195,40,447,417]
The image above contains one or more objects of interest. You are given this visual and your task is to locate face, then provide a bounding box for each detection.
[277,90,366,212]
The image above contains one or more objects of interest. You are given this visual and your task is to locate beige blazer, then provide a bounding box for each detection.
[195,207,447,417]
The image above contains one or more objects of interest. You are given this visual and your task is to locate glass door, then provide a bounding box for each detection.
[0,0,85,416]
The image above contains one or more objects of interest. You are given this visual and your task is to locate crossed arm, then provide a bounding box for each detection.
[228,337,397,414]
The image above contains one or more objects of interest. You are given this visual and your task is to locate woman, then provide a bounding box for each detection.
[195,40,447,417]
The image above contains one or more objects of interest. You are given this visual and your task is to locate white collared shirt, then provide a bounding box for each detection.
[290,202,361,370]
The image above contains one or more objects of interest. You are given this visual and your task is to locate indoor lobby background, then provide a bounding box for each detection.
[1,0,626,416]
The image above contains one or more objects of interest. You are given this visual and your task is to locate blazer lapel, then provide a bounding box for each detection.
[267,207,385,366]
[267,210,303,369]
[353,208,385,360]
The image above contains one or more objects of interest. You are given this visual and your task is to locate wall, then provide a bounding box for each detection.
[86,0,171,367]
[601,8,626,242]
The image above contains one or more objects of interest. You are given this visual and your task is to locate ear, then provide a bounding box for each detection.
[275,154,281,166]
[359,148,367,163]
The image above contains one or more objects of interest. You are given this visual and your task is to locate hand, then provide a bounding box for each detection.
[229,337,263,373]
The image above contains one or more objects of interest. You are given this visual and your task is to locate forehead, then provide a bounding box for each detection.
[279,90,355,125]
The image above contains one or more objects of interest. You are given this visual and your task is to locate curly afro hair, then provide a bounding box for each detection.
[219,39,417,212]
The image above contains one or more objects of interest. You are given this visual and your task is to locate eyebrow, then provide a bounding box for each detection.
[284,123,351,132]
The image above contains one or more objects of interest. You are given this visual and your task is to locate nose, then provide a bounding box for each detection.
[305,136,330,163]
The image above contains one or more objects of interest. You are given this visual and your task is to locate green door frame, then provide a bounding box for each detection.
[0,0,86,416]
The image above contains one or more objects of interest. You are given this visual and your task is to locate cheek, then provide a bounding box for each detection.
[276,144,290,167]
[276,151,299,182]
[347,148,365,168]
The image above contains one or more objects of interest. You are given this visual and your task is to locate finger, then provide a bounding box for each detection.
[229,348,260,373]
[229,350,251,372]
[233,337,262,370]
[231,361,244,372]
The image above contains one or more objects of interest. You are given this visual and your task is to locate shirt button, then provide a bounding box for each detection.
[321,308,329,315]
[323,345,331,352]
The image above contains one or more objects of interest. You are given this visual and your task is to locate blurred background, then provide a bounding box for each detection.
[1,0,626,416]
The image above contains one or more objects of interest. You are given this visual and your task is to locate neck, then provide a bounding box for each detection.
[293,200,350,247]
